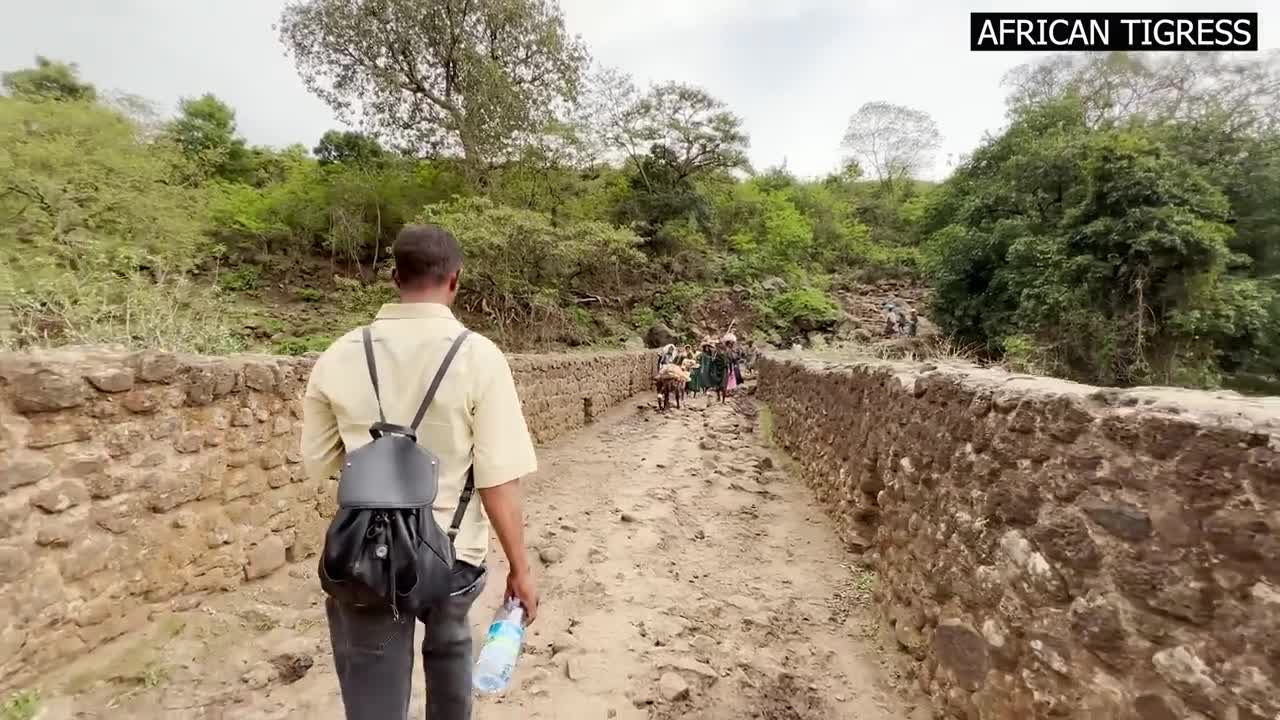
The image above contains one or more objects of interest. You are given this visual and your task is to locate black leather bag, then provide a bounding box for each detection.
[318,326,474,618]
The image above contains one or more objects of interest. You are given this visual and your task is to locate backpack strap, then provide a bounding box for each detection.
[447,469,475,540]
[409,329,472,431]
[361,326,387,424]
[410,329,475,541]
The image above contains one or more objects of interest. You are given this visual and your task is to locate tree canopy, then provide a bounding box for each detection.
[1,55,96,102]
[278,0,589,182]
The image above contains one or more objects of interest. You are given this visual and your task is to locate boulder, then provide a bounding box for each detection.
[645,324,678,349]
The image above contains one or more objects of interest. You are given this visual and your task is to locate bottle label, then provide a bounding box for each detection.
[484,620,525,654]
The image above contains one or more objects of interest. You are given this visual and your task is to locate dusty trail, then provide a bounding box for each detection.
[32,391,926,720]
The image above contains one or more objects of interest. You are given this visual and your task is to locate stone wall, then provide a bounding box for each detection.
[757,353,1280,720]
[0,346,652,687]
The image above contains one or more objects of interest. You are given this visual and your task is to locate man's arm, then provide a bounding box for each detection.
[471,345,539,622]
[477,481,536,621]
[300,358,344,485]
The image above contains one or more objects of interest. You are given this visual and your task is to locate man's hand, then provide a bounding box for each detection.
[506,570,539,624]
[478,481,538,624]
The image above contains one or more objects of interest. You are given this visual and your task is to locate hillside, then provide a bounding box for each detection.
[2,43,1278,393]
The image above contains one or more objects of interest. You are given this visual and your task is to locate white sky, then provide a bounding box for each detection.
[2,0,1278,180]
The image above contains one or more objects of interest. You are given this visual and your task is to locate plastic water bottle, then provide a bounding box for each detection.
[473,599,526,694]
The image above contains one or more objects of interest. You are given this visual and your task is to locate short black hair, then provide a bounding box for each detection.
[392,224,462,288]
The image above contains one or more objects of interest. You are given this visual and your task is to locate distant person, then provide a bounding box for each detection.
[301,224,539,720]
[882,303,901,337]
[697,339,715,396]
[681,345,700,395]
[722,333,743,395]
[906,310,919,337]
[708,340,729,404]
[656,343,677,375]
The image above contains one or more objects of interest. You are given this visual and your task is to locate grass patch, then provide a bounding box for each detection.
[756,404,776,448]
[218,266,262,292]
[851,568,877,598]
[296,287,323,303]
[0,691,38,720]
[273,334,333,356]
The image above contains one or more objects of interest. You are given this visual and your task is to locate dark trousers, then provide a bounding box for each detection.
[326,562,488,720]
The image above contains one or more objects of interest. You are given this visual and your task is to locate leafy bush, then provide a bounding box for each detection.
[924,99,1254,387]
[420,197,648,341]
[759,287,842,339]
[1,689,38,720]
[296,287,323,303]
[0,96,238,352]
[274,334,333,356]
[219,266,261,292]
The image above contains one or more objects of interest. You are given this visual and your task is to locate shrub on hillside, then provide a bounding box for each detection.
[0,96,239,352]
[758,287,842,341]
[420,197,649,342]
[924,99,1276,387]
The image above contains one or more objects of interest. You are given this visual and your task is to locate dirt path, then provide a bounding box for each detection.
[30,392,927,720]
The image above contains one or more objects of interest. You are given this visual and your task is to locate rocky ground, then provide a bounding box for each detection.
[22,388,928,720]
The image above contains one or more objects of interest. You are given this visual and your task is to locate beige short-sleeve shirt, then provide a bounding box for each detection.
[300,302,537,567]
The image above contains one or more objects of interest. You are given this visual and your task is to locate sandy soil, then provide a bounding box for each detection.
[29,390,928,720]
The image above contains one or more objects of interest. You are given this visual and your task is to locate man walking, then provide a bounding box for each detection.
[301,224,539,719]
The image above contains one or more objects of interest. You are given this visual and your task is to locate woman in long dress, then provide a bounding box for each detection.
[721,333,742,397]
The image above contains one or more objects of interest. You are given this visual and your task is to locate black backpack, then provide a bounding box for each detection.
[318,326,474,619]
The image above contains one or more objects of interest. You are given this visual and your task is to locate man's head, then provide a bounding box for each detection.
[391,224,463,304]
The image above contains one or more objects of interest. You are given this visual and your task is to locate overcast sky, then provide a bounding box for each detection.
[2,0,1277,180]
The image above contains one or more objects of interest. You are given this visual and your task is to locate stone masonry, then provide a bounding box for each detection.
[757,353,1280,720]
[0,346,652,688]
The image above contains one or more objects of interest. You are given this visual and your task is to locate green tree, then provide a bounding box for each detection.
[591,75,750,186]
[278,0,588,182]
[924,99,1269,387]
[314,130,387,167]
[1,56,96,102]
[166,93,253,183]
[0,97,231,351]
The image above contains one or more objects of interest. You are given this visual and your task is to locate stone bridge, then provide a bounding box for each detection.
[2,345,1278,719]
[0,347,652,690]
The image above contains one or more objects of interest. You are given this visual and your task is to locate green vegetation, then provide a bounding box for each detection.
[924,53,1280,389]
[1,14,1276,394]
[0,690,38,720]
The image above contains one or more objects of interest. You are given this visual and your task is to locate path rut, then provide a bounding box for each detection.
[31,392,926,720]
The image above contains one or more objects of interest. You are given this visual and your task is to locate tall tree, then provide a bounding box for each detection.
[588,72,750,189]
[278,0,588,182]
[1,56,96,102]
[314,129,387,167]
[840,102,940,190]
[166,94,252,183]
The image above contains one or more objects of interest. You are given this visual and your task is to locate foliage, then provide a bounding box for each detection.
[841,102,941,190]
[274,334,334,356]
[2,56,95,102]
[218,266,261,292]
[923,98,1268,387]
[314,130,388,167]
[0,690,38,720]
[757,287,842,339]
[420,197,647,341]
[166,94,253,183]
[0,96,234,350]
[278,0,588,181]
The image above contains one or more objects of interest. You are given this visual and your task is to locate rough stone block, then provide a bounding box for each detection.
[244,535,286,580]
[2,453,54,493]
[30,480,89,514]
[86,367,135,393]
